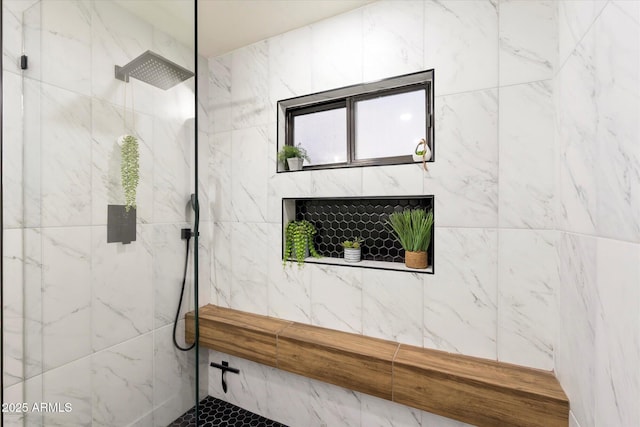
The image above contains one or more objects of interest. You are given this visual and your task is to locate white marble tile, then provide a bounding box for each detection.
[230,222,269,315]
[310,168,363,197]
[197,220,213,309]
[269,25,313,104]
[152,25,193,74]
[265,366,314,426]
[152,223,191,328]
[499,0,555,86]
[2,375,43,427]
[41,0,91,95]
[91,97,154,225]
[569,411,582,427]
[558,0,607,68]
[208,350,270,417]
[557,27,597,235]
[308,379,361,427]
[499,81,555,229]
[90,0,154,113]
[267,170,312,224]
[613,0,640,24]
[594,4,640,242]
[209,132,234,222]
[424,0,498,96]
[424,227,498,359]
[152,116,192,224]
[42,357,91,426]
[2,0,34,74]
[197,130,212,223]
[267,122,311,224]
[211,221,233,308]
[497,229,557,370]
[361,164,424,197]
[92,334,153,427]
[311,9,363,93]
[23,77,43,228]
[3,71,24,228]
[152,324,195,425]
[426,89,498,228]
[360,394,422,427]
[555,232,597,427]
[311,264,363,334]
[594,238,640,427]
[363,0,424,82]
[231,41,269,129]
[22,1,42,82]
[362,269,424,346]
[197,56,210,134]
[209,54,232,134]
[3,229,25,387]
[91,225,153,351]
[421,411,474,427]
[24,228,43,379]
[40,83,92,227]
[231,126,269,222]
[41,227,91,371]
[267,224,312,323]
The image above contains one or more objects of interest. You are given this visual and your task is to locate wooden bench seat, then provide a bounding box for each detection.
[186,304,568,427]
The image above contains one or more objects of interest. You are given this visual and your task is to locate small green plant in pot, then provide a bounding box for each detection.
[386,208,433,269]
[283,220,321,267]
[342,237,362,263]
[277,144,310,171]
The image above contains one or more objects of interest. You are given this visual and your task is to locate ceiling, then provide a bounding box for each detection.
[116,0,374,58]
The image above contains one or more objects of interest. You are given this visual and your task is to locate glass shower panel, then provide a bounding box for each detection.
[1,0,206,425]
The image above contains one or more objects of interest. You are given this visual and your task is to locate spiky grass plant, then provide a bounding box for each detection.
[121,135,140,212]
[283,220,321,267]
[386,208,434,252]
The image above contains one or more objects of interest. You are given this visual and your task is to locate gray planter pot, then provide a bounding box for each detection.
[287,157,304,171]
[344,247,361,263]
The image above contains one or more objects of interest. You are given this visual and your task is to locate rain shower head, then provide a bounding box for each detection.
[115,50,194,90]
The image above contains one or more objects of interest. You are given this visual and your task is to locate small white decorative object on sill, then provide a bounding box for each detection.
[344,247,361,263]
[413,138,431,171]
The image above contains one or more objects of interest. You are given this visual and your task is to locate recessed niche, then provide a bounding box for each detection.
[282,196,434,274]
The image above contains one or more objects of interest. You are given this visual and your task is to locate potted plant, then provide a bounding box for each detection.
[278,143,310,171]
[118,134,140,212]
[412,138,431,171]
[283,219,321,267]
[386,208,433,269]
[342,237,362,263]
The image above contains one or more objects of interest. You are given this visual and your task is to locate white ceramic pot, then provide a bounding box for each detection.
[287,157,304,171]
[344,247,361,263]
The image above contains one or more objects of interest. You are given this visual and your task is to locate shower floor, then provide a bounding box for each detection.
[168,395,287,427]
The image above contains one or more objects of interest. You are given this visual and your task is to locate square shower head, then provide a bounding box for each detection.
[115,50,195,90]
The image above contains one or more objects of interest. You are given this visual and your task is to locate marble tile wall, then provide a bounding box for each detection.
[2,0,209,426]
[208,0,559,425]
[555,2,640,427]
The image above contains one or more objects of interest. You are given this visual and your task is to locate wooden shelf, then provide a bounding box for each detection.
[187,304,568,427]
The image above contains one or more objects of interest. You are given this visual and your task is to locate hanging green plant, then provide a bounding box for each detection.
[283,220,321,267]
[120,134,140,212]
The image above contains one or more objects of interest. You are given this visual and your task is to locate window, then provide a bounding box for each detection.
[277,70,434,172]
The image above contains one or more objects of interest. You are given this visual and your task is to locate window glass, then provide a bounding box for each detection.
[293,107,348,166]
[354,89,426,160]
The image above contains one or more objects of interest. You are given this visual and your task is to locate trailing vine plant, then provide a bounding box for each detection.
[283,220,321,267]
[120,135,140,212]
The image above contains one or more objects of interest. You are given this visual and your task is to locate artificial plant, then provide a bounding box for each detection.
[386,208,434,252]
[283,219,321,267]
[120,135,140,212]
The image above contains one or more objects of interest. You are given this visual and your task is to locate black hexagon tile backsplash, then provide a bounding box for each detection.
[294,197,434,264]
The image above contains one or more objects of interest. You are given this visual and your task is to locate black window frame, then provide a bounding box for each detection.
[277,69,434,172]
